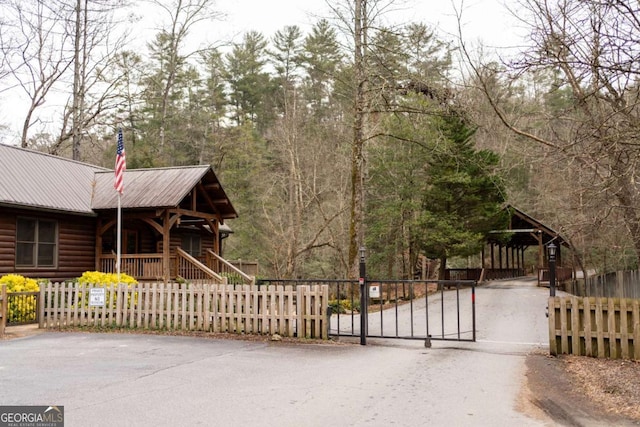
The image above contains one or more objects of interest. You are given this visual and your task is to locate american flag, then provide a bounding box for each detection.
[114,128,126,194]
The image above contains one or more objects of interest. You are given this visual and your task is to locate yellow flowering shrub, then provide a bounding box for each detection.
[75,271,138,309]
[77,271,137,286]
[0,274,40,292]
[0,274,40,322]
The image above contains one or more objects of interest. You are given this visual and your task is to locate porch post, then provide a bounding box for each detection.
[163,210,171,282]
[505,245,510,269]
[95,218,103,271]
[213,221,220,255]
[537,230,544,269]
[490,243,495,269]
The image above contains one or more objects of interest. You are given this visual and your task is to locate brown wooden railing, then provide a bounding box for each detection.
[205,250,255,284]
[228,260,259,277]
[99,250,256,284]
[446,268,525,281]
[538,267,573,287]
[100,254,165,280]
[175,248,224,284]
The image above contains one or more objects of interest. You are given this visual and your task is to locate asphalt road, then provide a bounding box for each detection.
[0,277,554,426]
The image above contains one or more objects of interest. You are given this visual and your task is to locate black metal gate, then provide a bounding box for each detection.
[256,279,476,345]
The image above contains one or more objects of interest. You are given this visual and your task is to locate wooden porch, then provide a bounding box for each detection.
[91,165,246,285]
[98,248,256,284]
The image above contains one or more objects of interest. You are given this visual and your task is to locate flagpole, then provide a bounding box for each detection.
[114,127,125,285]
[116,192,122,283]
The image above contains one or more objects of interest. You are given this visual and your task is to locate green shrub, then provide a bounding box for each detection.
[222,272,244,285]
[328,298,360,314]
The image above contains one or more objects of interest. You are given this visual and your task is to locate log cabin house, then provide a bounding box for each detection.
[0,143,253,284]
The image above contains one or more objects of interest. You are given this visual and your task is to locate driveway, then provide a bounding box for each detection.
[0,278,605,426]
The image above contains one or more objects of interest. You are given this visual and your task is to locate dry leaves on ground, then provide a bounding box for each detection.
[562,355,640,421]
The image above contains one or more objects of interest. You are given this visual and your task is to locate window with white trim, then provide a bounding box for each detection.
[16,218,58,267]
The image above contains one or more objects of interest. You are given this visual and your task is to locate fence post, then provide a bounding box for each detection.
[548,296,557,356]
[39,284,45,328]
[296,286,304,338]
[0,285,6,336]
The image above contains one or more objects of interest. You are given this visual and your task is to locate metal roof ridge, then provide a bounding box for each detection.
[94,164,211,174]
[0,143,109,171]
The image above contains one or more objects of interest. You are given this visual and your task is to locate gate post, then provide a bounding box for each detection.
[359,247,367,345]
[359,247,368,345]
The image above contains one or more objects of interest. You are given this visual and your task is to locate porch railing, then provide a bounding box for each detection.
[175,248,225,284]
[446,268,525,281]
[100,254,165,280]
[99,250,256,284]
[205,249,255,284]
[538,267,573,287]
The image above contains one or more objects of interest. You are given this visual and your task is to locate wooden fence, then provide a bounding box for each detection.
[549,296,640,360]
[39,283,328,339]
[0,285,6,337]
[568,270,640,299]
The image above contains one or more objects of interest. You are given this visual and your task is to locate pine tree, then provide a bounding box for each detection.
[418,112,508,279]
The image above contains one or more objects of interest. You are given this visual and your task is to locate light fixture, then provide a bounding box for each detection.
[547,242,556,260]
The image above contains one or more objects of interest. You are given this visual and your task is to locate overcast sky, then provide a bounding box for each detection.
[209,0,524,47]
[131,0,525,54]
[1,0,525,143]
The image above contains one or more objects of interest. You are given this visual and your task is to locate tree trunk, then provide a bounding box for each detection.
[438,256,447,287]
[348,0,368,278]
[71,0,83,160]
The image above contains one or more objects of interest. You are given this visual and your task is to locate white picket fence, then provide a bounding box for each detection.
[39,282,328,339]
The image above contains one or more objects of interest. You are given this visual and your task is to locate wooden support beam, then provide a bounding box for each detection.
[163,210,171,282]
[168,208,218,221]
[142,218,163,235]
[99,219,116,235]
[196,183,223,222]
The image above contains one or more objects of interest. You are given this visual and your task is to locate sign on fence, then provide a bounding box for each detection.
[89,288,105,307]
[369,285,380,299]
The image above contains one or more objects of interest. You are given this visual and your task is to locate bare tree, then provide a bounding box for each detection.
[146,0,221,151]
[0,1,74,147]
[463,0,640,270]
[0,0,130,156]
[60,0,130,159]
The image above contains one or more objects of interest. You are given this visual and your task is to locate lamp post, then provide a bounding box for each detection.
[547,242,557,297]
[359,246,367,346]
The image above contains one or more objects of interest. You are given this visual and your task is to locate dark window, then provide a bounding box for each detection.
[181,234,201,257]
[16,218,57,267]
